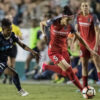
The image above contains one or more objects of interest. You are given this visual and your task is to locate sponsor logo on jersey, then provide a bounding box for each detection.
[53,30,68,35]
[79,22,91,26]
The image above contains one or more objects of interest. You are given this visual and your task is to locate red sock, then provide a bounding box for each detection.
[97,72,100,80]
[66,67,83,91]
[45,65,66,77]
[82,76,88,87]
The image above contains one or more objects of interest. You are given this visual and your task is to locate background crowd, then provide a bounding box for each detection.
[0,0,100,84]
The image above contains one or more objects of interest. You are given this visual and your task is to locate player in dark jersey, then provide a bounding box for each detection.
[75,0,100,88]
[0,18,39,96]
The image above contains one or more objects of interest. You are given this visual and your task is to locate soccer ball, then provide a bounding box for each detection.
[82,86,96,99]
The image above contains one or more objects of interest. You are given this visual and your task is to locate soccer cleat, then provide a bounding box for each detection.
[18,89,29,96]
[40,63,47,72]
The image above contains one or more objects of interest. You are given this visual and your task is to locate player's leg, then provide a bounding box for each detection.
[42,63,67,77]
[80,43,90,87]
[92,55,100,81]
[81,57,89,87]
[4,67,29,96]
[25,53,34,73]
[57,59,83,91]
[45,51,83,91]
[8,57,16,84]
[3,57,11,84]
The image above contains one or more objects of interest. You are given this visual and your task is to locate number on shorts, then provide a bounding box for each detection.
[53,56,58,61]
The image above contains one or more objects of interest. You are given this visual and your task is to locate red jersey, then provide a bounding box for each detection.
[76,13,99,49]
[47,20,74,52]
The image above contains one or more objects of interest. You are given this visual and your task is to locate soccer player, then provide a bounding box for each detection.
[74,0,100,87]
[25,19,41,74]
[0,18,39,96]
[0,15,23,84]
[40,6,84,92]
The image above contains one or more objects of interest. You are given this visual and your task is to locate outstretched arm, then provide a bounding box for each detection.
[17,40,40,63]
[74,32,98,56]
[74,24,98,56]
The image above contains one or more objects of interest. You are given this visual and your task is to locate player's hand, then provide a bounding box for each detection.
[31,51,40,63]
[90,49,98,57]
[93,46,98,52]
[43,34,47,43]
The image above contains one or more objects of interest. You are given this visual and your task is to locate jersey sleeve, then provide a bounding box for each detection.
[93,14,100,26]
[74,15,78,25]
[46,15,62,27]
[71,24,76,33]
[12,33,19,43]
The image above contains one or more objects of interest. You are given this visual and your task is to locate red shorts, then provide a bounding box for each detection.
[80,43,100,58]
[48,49,70,64]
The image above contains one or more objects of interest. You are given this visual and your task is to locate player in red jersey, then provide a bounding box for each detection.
[40,6,84,92]
[75,0,100,87]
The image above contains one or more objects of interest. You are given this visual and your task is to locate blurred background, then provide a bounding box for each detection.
[0,0,100,85]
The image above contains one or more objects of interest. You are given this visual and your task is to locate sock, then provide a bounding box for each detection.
[45,65,83,91]
[12,73,22,91]
[97,72,100,80]
[66,67,83,91]
[45,65,66,77]
[82,76,88,87]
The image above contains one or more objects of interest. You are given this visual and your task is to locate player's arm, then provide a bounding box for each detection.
[40,15,61,35]
[74,24,98,56]
[17,40,39,63]
[93,15,100,52]
[40,20,47,35]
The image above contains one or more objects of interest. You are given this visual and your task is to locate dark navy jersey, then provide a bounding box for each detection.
[0,32,19,62]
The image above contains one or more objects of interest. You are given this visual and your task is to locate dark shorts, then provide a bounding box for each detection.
[8,45,17,58]
[30,47,40,57]
[0,62,8,73]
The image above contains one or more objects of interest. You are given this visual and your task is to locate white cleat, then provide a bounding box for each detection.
[18,89,29,96]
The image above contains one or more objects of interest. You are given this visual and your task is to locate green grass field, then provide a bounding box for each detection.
[0,83,100,100]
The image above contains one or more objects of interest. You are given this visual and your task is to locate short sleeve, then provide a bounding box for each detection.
[46,15,62,27]
[74,15,78,25]
[46,19,53,27]
[93,14,100,26]
[70,24,76,33]
[12,32,19,43]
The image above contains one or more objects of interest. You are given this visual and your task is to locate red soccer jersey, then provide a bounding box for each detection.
[76,13,99,49]
[48,20,74,52]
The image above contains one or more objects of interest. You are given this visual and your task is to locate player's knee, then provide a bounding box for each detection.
[13,72,18,78]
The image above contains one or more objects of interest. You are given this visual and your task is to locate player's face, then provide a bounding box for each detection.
[2,26,12,37]
[81,2,90,14]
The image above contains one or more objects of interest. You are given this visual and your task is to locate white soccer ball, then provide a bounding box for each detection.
[82,86,96,99]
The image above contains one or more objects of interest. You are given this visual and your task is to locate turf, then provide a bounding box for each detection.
[0,83,100,100]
